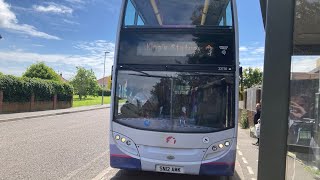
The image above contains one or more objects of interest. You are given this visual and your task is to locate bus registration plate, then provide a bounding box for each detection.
[156,165,184,174]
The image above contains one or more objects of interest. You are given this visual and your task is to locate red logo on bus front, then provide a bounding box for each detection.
[166,136,176,144]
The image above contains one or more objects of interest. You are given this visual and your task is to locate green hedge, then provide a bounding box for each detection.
[0,75,73,102]
[97,89,111,96]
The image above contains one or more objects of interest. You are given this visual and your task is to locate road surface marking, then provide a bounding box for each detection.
[291,156,296,180]
[242,157,248,164]
[238,150,243,156]
[61,151,108,180]
[251,178,257,180]
[92,167,113,180]
[237,145,239,149]
[247,166,254,175]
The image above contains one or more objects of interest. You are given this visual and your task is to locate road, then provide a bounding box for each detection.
[0,108,311,180]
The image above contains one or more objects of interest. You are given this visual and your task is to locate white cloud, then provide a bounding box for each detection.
[65,0,85,4]
[0,0,60,40]
[251,47,265,55]
[240,44,265,68]
[239,46,248,52]
[74,40,115,55]
[32,44,45,47]
[63,19,79,25]
[0,40,115,79]
[0,66,25,77]
[240,43,320,73]
[291,56,320,72]
[33,3,73,15]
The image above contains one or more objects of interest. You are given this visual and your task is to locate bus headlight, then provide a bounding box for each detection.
[115,135,120,140]
[113,132,139,156]
[121,137,126,143]
[212,145,218,151]
[225,141,230,147]
[204,139,233,160]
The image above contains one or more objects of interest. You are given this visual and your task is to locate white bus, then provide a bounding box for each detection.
[110,0,239,176]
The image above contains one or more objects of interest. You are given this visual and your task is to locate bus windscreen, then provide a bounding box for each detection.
[124,0,233,27]
[114,71,234,133]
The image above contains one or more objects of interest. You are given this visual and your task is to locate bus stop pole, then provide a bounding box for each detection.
[258,0,295,179]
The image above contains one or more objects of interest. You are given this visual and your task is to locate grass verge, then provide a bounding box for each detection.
[73,95,111,107]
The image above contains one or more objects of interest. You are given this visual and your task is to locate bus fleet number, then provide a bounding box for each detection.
[218,67,228,71]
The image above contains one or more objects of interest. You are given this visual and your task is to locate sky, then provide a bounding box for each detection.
[0,0,318,80]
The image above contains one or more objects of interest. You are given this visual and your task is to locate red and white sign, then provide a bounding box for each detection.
[166,136,176,145]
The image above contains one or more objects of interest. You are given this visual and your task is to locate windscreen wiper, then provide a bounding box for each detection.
[164,65,206,76]
[119,64,151,76]
[119,65,169,78]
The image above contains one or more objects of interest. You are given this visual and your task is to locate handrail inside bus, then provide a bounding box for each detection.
[201,0,210,25]
[150,0,163,25]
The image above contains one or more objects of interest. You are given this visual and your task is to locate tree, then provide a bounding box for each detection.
[71,67,99,100]
[242,67,263,89]
[23,62,61,82]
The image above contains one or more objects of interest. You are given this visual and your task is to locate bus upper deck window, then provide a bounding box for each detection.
[137,16,144,26]
[124,0,135,26]
[123,0,234,28]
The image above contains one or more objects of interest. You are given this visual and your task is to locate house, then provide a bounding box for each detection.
[59,73,68,83]
[97,76,111,89]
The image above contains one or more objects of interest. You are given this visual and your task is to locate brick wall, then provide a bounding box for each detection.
[239,87,262,127]
[239,109,256,127]
[0,91,72,114]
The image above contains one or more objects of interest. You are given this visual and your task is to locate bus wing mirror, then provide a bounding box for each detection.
[239,66,243,78]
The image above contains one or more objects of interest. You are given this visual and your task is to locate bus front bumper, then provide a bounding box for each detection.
[110,144,235,176]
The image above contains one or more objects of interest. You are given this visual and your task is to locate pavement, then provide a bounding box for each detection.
[0,104,110,123]
[0,108,111,180]
[236,128,259,180]
[237,127,318,180]
[0,107,317,180]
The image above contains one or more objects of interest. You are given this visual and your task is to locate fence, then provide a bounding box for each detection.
[239,87,262,127]
[0,91,72,114]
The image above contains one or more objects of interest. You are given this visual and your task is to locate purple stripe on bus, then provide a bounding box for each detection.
[110,144,126,155]
[111,154,132,158]
[199,163,235,176]
[200,150,236,176]
[203,162,235,166]
[110,156,141,170]
[109,144,141,170]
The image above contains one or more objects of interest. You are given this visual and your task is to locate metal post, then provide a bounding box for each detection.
[258,0,295,179]
[170,78,173,121]
[102,51,109,105]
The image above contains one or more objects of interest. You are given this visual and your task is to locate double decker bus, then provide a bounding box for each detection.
[110,0,239,176]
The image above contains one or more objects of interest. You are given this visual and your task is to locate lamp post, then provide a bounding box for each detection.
[102,51,110,105]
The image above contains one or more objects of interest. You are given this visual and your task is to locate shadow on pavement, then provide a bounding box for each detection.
[110,170,241,180]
